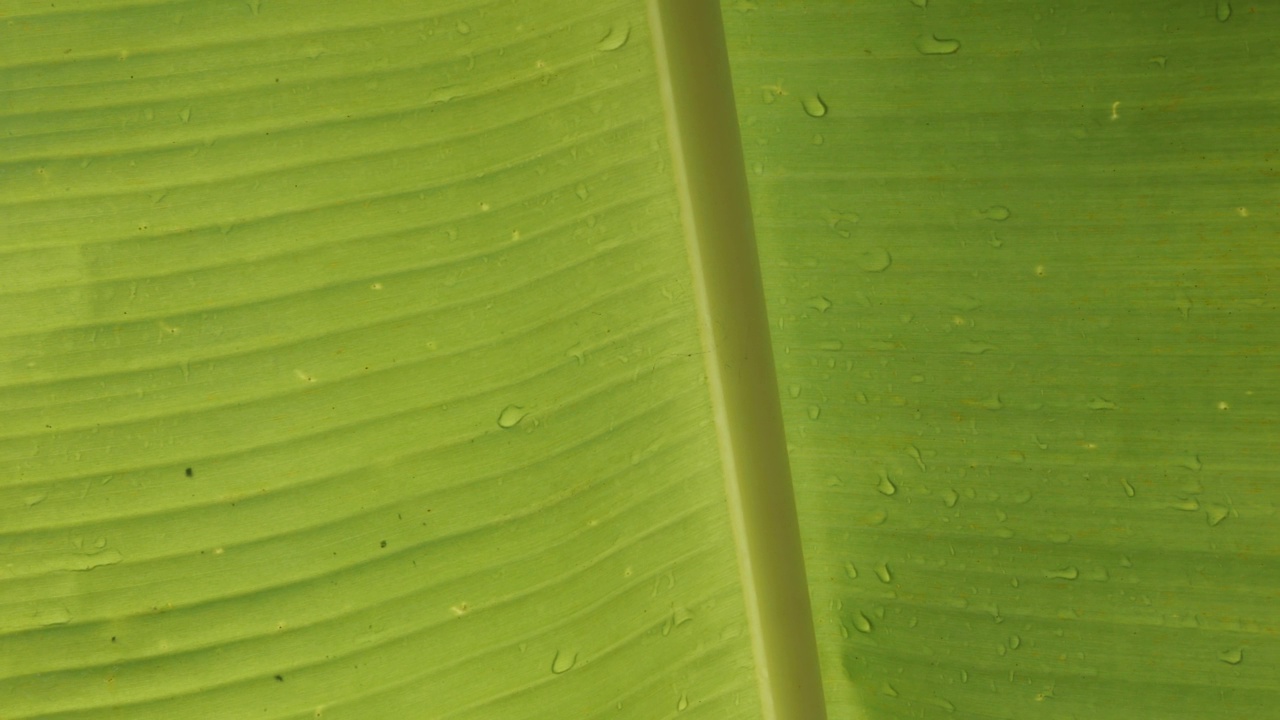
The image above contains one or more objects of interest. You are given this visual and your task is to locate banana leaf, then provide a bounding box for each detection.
[1,1,1276,718]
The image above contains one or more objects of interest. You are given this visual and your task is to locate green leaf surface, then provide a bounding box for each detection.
[2,1,1277,719]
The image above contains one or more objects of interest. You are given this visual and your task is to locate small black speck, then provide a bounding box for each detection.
[380,540,387,548]
[111,636,117,643]
[274,674,284,682]
[185,467,193,478]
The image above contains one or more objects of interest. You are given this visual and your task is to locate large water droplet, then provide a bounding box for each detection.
[802,94,828,118]
[844,562,859,579]
[980,205,1010,221]
[1087,397,1117,410]
[1045,566,1079,580]
[852,612,873,633]
[676,693,689,711]
[914,34,961,55]
[875,562,893,583]
[876,471,897,496]
[1120,478,1136,497]
[943,489,959,508]
[807,296,833,313]
[857,247,892,272]
[1216,1,1231,22]
[597,21,630,51]
[807,405,821,420]
[1206,505,1230,526]
[497,405,528,428]
[1218,648,1243,664]
[551,649,577,674]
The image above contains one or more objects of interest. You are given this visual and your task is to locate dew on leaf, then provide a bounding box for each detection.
[596,21,630,51]
[914,34,961,55]
[802,94,828,118]
[497,405,527,428]
[550,649,577,674]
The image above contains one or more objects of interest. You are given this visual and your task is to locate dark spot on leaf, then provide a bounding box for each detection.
[185,467,194,478]
[274,674,284,682]
[380,540,387,548]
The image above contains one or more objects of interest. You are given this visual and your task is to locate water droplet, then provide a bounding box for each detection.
[819,340,843,351]
[802,94,828,118]
[981,394,1003,410]
[929,698,956,713]
[1049,531,1072,544]
[497,405,527,428]
[943,489,959,508]
[1180,454,1203,470]
[826,210,859,237]
[550,649,577,674]
[807,296,833,312]
[574,183,589,200]
[178,107,191,123]
[1087,397,1117,410]
[958,341,997,354]
[676,693,689,711]
[788,384,801,398]
[1120,478,1136,497]
[906,444,926,471]
[1009,634,1021,650]
[1206,505,1230,526]
[839,623,850,638]
[456,19,471,35]
[844,562,859,579]
[1150,55,1168,68]
[857,247,892,272]
[812,133,824,145]
[1175,291,1192,318]
[980,205,1010,221]
[597,21,630,51]
[874,562,892,583]
[914,34,961,55]
[1218,648,1243,664]
[852,612,873,633]
[960,669,969,683]
[994,528,1015,539]
[881,682,899,696]
[876,470,897,496]
[910,0,927,7]
[807,405,821,420]
[752,162,764,176]
[34,606,72,626]
[1045,566,1079,580]
[1216,1,1231,22]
